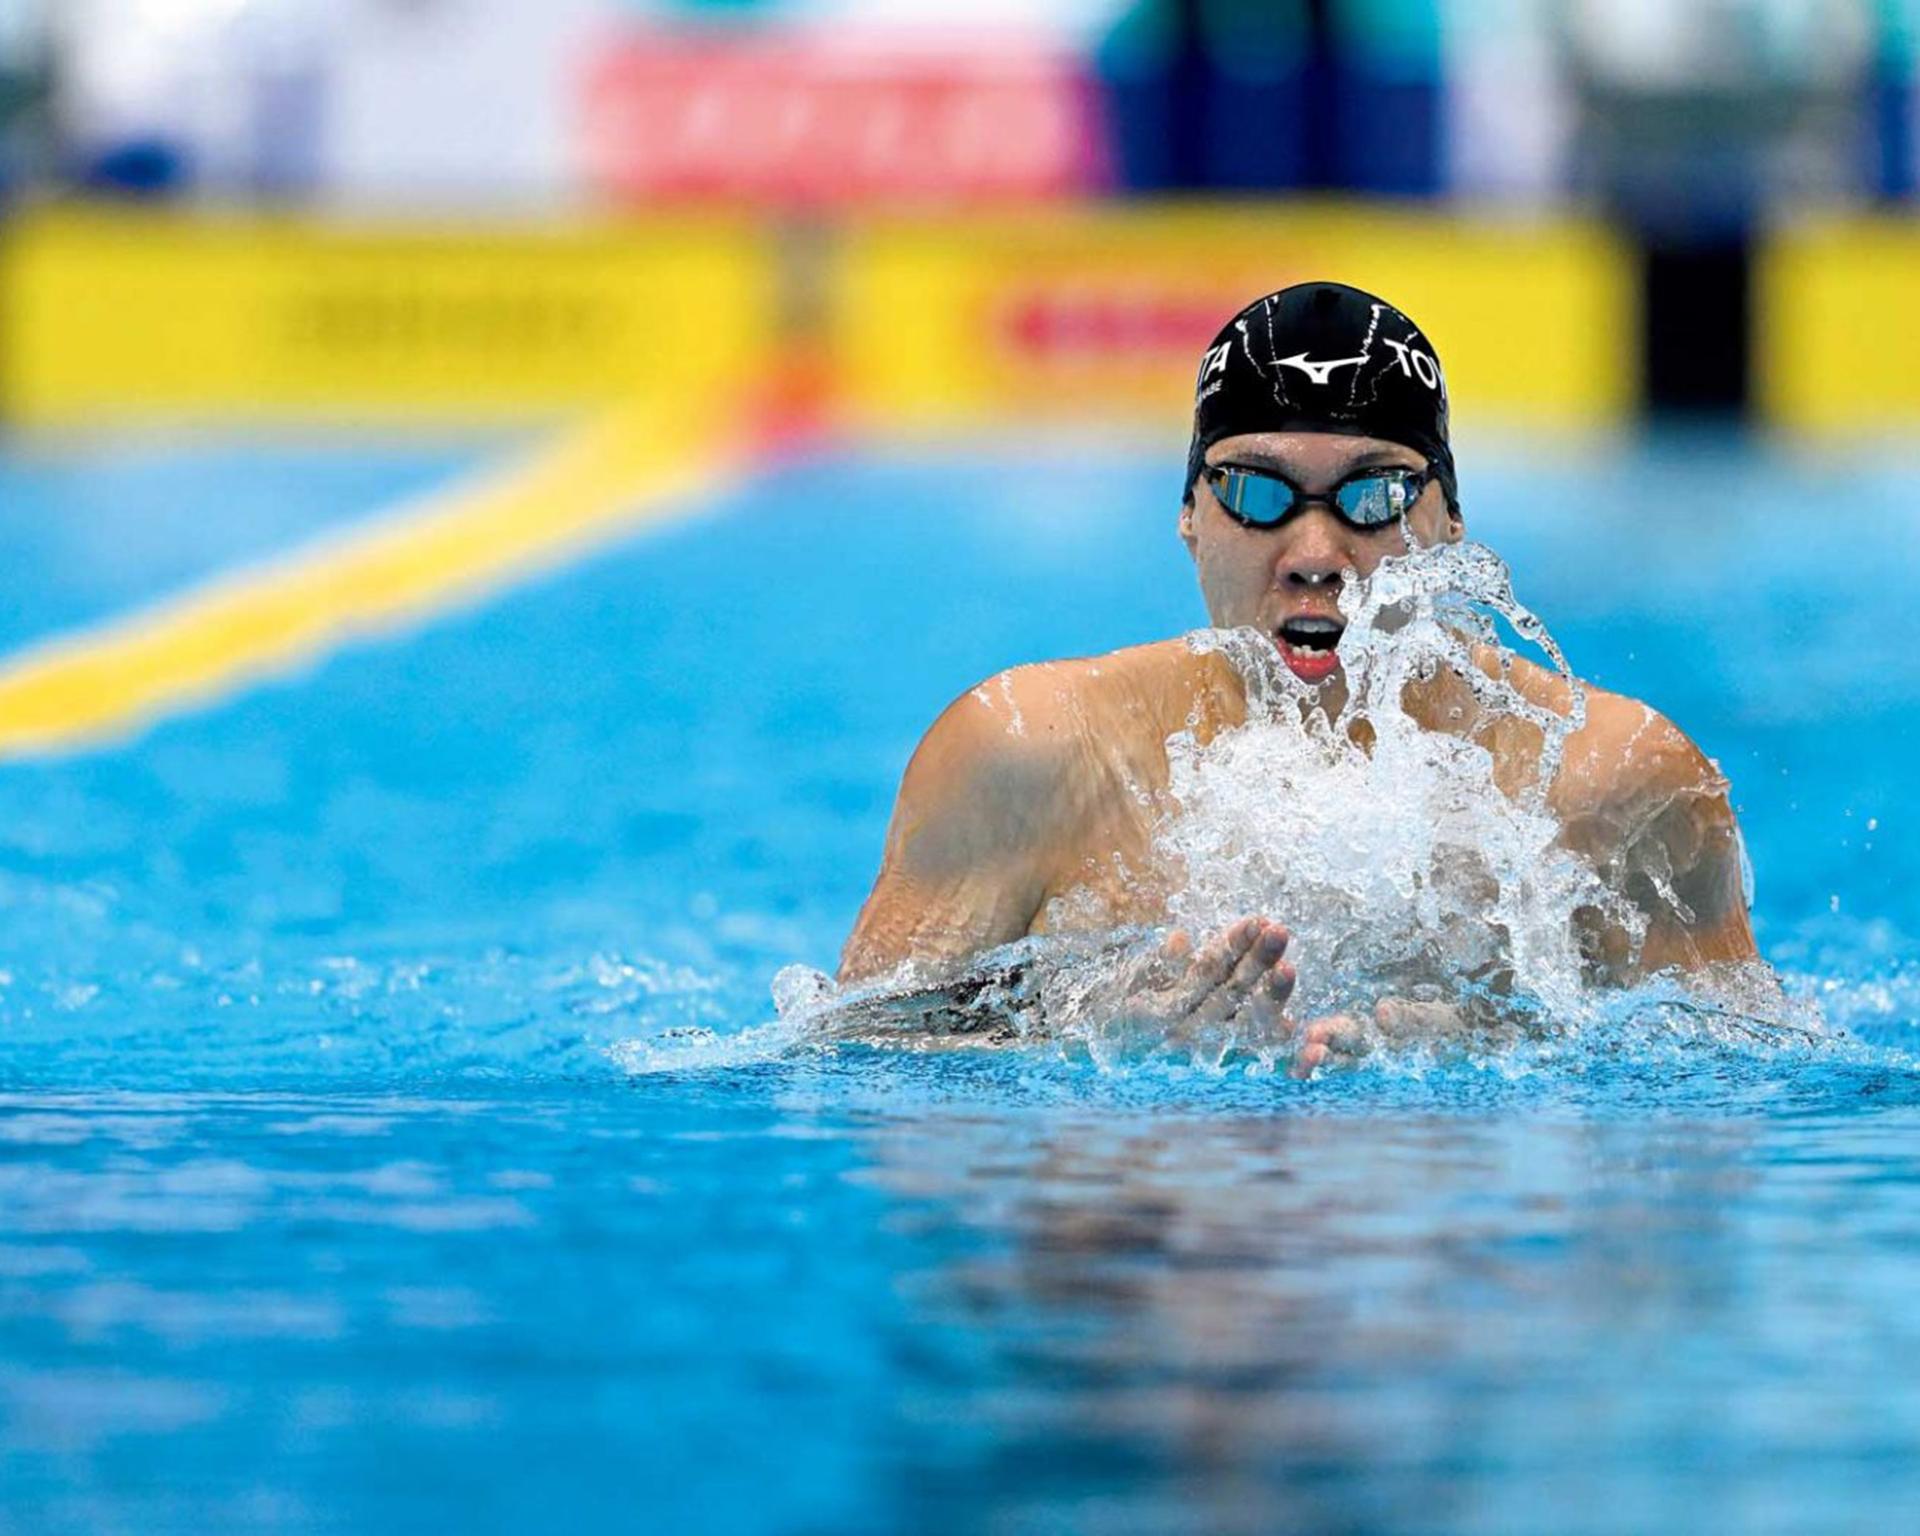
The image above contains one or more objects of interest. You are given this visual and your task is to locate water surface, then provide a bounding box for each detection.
[0,430,1914,1534]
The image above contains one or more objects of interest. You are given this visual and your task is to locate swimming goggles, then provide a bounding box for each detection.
[1203,463,1429,531]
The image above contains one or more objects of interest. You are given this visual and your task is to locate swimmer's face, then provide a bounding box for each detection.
[1178,431,1463,686]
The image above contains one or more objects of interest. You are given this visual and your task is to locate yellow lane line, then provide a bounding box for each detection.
[0,403,723,760]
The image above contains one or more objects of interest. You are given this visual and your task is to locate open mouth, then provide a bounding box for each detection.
[1274,617,1345,683]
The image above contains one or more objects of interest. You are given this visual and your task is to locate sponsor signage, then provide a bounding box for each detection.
[581,29,1107,207]
[0,209,776,425]
[833,209,1632,431]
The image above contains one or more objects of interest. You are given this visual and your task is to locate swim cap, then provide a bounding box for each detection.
[1184,282,1457,512]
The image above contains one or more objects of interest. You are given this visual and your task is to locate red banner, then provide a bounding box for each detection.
[998,288,1248,365]
[581,31,1107,208]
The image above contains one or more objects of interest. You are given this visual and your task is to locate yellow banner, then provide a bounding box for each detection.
[1,203,1635,434]
[0,207,778,426]
[1759,217,1920,434]
[830,205,1635,434]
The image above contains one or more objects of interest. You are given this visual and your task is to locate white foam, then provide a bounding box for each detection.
[1163,541,1623,1024]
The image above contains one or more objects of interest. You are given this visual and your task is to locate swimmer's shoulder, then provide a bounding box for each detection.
[905,655,1125,831]
[884,671,1085,894]
[959,638,1248,751]
[1568,689,1729,817]
[914,641,1244,843]
[1545,676,1752,956]
[1467,649,1728,813]
[1498,662,1727,823]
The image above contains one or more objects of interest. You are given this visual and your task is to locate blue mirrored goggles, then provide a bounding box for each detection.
[1202,463,1430,531]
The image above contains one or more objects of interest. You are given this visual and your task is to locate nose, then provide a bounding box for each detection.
[1274,506,1352,592]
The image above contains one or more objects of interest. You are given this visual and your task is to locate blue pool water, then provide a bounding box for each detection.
[1,427,1917,1533]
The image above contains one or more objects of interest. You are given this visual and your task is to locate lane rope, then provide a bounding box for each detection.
[0,403,726,760]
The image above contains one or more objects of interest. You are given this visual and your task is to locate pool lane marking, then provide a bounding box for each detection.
[0,405,725,759]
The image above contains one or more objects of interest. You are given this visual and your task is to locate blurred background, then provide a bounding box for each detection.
[0,0,1914,439]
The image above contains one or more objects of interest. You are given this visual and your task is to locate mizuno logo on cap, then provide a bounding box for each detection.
[1275,351,1372,386]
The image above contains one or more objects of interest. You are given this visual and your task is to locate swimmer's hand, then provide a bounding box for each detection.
[1137,920,1461,1080]
[1286,998,1490,1080]
[1124,916,1297,1061]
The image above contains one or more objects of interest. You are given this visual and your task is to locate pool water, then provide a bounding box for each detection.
[1,427,1916,1534]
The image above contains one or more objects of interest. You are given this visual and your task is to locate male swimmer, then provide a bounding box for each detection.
[839,282,1756,1075]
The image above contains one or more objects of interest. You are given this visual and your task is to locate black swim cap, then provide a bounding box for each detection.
[1184,282,1457,513]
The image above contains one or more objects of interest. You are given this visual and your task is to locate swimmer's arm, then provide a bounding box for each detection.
[838,683,1072,987]
[1569,716,1758,980]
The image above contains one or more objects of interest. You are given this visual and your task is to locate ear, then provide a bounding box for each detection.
[1444,500,1465,544]
[1178,497,1198,556]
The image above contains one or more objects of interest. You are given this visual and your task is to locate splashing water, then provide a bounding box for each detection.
[1164,540,1624,1025]
[735,540,1819,1079]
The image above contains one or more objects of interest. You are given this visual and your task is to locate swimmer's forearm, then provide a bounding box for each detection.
[819,954,1040,1043]
[829,922,1300,1056]
[824,929,1160,1045]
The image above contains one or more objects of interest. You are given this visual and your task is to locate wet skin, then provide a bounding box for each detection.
[840,432,1759,1074]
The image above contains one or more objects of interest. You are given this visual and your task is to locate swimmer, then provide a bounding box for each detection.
[837,283,1757,1074]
